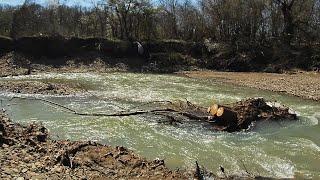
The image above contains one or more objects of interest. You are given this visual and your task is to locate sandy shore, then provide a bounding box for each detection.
[182,71,320,101]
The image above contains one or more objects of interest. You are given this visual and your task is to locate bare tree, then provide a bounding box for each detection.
[0,0,317,46]
[159,0,178,39]
[272,0,296,44]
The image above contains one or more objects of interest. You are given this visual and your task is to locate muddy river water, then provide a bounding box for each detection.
[0,72,319,178]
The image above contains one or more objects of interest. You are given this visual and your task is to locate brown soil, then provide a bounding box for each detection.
[0,81,83,95]
[0,111,197,179]
[0,53,30,77]
[181,71,320,101]
[0,52,130,76]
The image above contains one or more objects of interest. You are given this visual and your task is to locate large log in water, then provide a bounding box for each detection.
[206,98,297,132]
[165,98,297,132]
[209,107,238,131]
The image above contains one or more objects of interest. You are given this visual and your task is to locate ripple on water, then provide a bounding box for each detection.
[308,112,320,125]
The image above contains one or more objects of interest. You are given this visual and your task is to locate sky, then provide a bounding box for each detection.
[0,0,199,8]
[0,0,165,7]
[0,0,100,7]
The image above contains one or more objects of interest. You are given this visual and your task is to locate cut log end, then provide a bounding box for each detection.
[216,107,224,117]
[209,104,218,116]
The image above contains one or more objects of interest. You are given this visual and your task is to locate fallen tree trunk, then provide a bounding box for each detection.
[209,107,238,131]
[7,97,297,132]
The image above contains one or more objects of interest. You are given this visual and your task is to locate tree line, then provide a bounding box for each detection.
[0,0,319,46]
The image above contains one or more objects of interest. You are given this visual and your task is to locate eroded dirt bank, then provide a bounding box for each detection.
[2,36,320,74]
[0,52,130,77]
[0,81,83,95]
[182,71,320,101]
[0,111,195,179]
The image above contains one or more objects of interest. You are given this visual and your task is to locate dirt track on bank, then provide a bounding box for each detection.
[182,71,320,101]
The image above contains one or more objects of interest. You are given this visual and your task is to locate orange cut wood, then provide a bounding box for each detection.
[216,107,224,117]
[209,104,218,116]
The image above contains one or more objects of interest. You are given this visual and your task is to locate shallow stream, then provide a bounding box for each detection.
[1,72,319,178]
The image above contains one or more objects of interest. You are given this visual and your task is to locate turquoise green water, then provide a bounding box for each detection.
[0,72,319,178]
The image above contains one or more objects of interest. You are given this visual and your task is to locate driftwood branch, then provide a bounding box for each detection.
[195,161,204,180]
[9,97,78,113]
[7,97,297,132]
[8,97,201,119]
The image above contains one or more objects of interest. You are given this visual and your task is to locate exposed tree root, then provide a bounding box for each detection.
[195,161,204,180]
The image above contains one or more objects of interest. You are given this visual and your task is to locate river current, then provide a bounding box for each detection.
[0,72,319,178]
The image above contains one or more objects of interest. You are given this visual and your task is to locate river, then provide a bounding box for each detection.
[1,72,319,178]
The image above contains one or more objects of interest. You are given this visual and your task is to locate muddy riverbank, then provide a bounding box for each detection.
[0,81,83,95]
[0,111,196,179]
[2,36,319,74]
[182,71,320,101]
[2,51,320,101]
[0,52,131,77]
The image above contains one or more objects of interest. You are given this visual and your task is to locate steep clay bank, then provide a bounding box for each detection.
[1,36,319,73]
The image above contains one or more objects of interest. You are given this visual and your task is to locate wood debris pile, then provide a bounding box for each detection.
[157,98,297,132]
